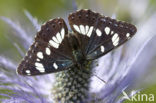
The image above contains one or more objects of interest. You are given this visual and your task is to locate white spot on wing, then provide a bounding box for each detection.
[37,59,40,61]
[35,62,45,73]
[105,27,110,35]
[49,40,59,48]
[35,62,44,68]
[80,25,85,35]
[126,33,130,38]
[56,32,62,43]
[37,52,43,59]
[100,46,105,53]
[46,47,51,55]
[113,37,119,46]
[87,26,94,37]
[111,31,114,35]
[73,24,81,33]
[26,70,30,74]
[61,28,65,40]
[52,36,59,44]
[112,33,119,46]
[36,67,45,73]
[85,25,89,34]
[53,62,58,69]
[96,28,102,36]
[112,33,118,42]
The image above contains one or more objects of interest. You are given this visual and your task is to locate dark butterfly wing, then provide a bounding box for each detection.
[68,9,137,60]
[17,18,74,76]
[68,9,101,56]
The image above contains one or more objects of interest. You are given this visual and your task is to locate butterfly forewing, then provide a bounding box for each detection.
[68,10,102,55]
[68,9,137,60]
[17,18,74,76]
[86,16,137,59]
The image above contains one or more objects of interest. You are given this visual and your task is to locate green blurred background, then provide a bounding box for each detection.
[0,0,156,102]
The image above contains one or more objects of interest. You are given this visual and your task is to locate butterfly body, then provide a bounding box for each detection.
[17,9,137,76]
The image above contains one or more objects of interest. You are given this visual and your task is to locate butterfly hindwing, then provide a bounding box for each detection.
[68,9,137,60]
[17,18,74,76]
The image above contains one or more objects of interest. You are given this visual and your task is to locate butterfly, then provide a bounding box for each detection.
[17,9,137,76]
